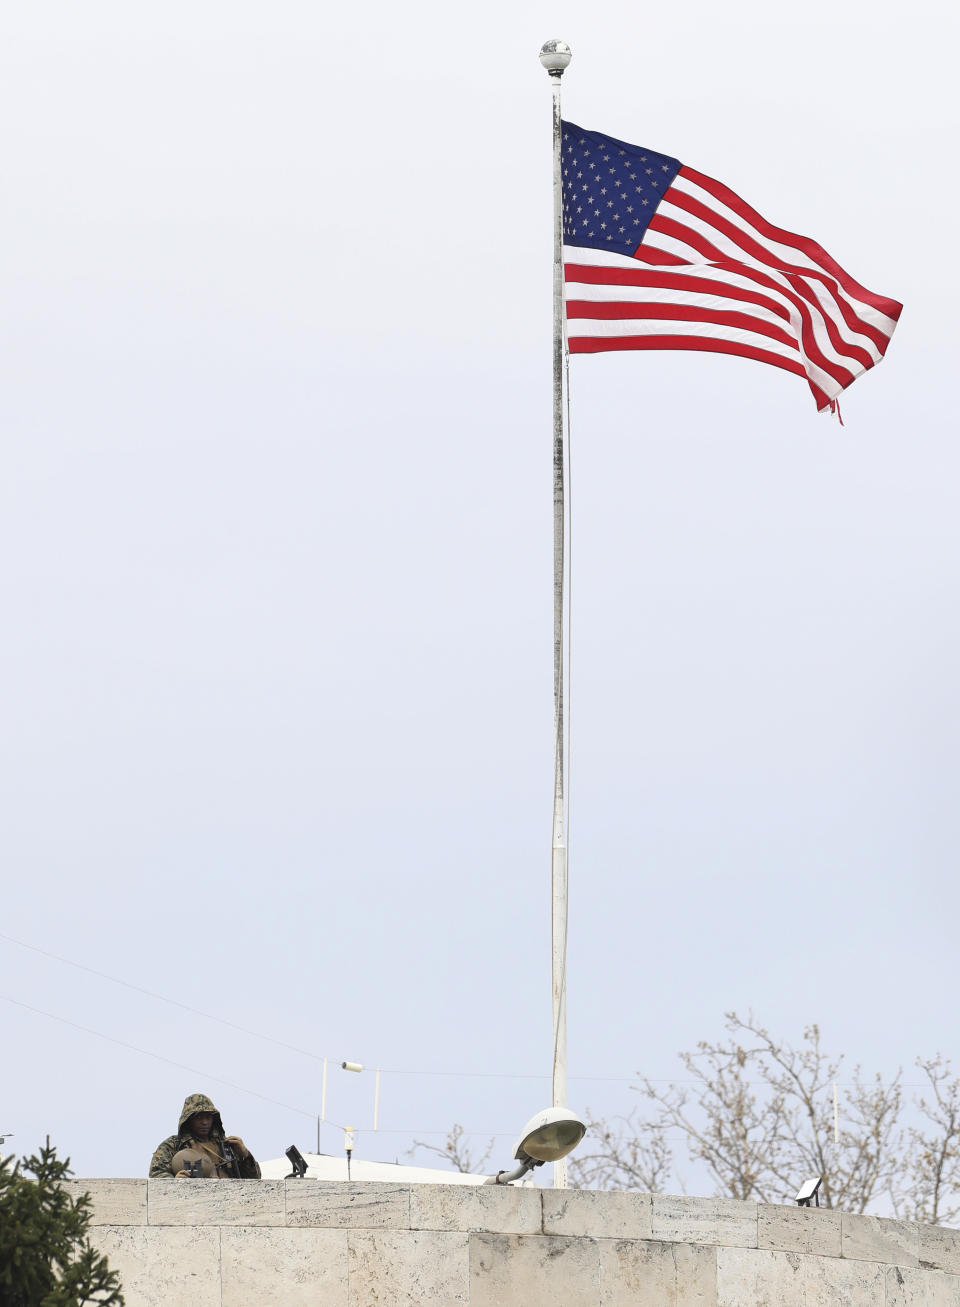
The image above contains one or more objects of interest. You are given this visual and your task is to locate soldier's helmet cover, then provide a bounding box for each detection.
[178,1092,225,1138]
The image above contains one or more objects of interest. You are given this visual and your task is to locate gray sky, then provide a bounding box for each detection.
[2,0,957,1188]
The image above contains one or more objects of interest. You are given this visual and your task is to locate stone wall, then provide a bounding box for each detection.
[67,1180,960,1305]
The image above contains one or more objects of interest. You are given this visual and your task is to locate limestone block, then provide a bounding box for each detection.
[61,1179,146,1226]
[221,1226,348,1307]
[348,1229,468,1304]
[651,1194,757,1248]
[470,1232,599,1307]
[147,1177,284,1226]
[920,1223,960,1275]
[758,1203,841,1256]
[599,1238,717,1306]
[886,1264,960,1306]
[673,1242,720,1306]
[716,1246,804,1307]
[718,1246,886,1307]
[544,1189,652,1240]
[801,1250,886,1305]
[410,1182,541,1234]
[841,1211,919,1266]
[286,1180,410,1228]
[89,1225,220,1307]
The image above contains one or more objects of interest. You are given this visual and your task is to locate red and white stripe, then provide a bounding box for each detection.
[564,166,902,410]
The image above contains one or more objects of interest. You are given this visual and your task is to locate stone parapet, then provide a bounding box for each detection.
[62,1181,960,1305]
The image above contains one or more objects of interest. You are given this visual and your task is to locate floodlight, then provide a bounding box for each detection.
[285,1145,308,1179]
[483,1107,587,1185]
[795,1176,823,1207]
[515,1107,587,1163]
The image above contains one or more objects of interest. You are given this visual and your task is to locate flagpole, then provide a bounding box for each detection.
[539,37,572,1189]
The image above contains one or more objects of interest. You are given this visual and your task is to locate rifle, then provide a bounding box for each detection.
[218,1138,242,1179]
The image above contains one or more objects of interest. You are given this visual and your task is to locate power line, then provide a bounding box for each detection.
[0,994,317,1122]
[0,931,638,1082]
[0,933,929,1090]
[3,986,937,1169]
[0,932,327,1063]
[0,995,528,1141]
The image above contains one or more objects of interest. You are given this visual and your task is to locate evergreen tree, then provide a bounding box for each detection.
[0,1139,123,1306]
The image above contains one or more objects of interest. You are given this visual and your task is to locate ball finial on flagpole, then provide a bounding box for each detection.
[539,40,572,77]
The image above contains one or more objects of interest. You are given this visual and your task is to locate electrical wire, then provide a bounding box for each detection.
[0,993,537,1142]
[0,933,921,1089]
[0,994,317,1120]
[0,931,326,1062]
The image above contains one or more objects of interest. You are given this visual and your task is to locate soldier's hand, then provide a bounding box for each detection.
[175,1170,191,1179]
[224,1135,249,1158]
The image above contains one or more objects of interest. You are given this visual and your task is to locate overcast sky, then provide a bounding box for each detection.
[2,0,957,1189]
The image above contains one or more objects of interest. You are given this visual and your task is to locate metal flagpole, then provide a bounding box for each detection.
[539,38,572,1189]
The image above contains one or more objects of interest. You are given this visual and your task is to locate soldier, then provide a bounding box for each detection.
[149,1092,261,1179]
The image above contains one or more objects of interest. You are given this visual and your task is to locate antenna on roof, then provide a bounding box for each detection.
[344,1126,355,1181]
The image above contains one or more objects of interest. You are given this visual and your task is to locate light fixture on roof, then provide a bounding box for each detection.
[796,1176,823,1207]
[285,1145,308,1179]
[483,1107,586,1186]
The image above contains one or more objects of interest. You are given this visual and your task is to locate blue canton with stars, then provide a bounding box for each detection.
[562,121,682,256]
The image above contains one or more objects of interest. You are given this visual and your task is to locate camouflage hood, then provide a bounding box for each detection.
[177,1092,224,1139]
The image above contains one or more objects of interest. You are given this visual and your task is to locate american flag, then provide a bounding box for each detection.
[561,121,902,411]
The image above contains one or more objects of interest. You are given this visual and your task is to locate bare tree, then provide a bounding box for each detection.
[637,1013,903,1211]
[893,1056,960,1226]
[567,1110,671,1193]
[424,1015,960,1222]
[407,1124,495,1175]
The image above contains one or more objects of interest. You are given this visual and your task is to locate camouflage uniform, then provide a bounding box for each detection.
[149,1092,261,1179]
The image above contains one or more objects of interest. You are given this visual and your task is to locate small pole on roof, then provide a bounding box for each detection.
[344,1126,355,1181]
